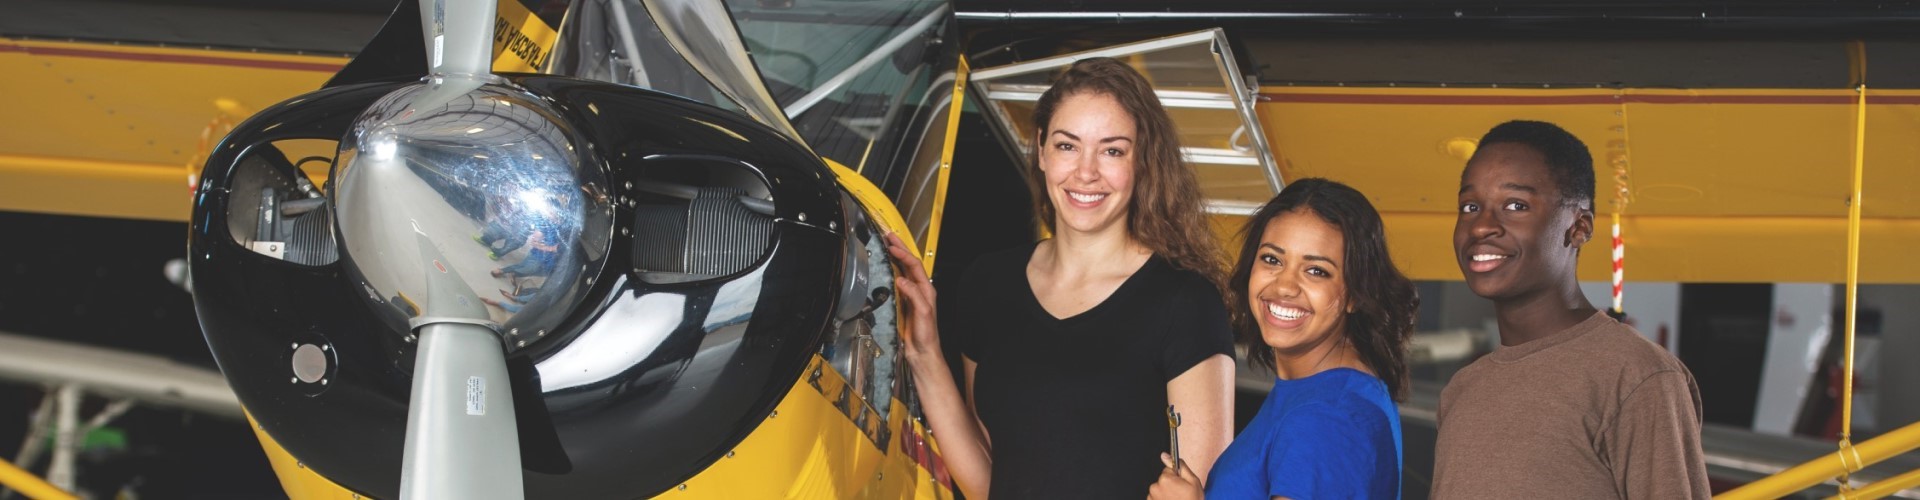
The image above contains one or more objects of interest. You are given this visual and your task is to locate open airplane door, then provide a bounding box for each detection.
[969,29,1282,216]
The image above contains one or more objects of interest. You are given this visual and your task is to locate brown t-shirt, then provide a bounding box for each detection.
[1432,311,1710,499]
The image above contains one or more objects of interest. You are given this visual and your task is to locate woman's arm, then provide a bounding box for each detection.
[911,352,993,498]
[1167,354,1234,485]
[886,234,993,498]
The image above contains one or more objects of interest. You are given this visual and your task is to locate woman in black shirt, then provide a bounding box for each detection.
[884,57,1235,499]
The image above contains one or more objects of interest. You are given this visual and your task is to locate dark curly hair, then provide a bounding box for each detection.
[1228,178,1418,400]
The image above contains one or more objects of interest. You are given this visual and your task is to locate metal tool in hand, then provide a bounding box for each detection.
[1167,404,1182,468]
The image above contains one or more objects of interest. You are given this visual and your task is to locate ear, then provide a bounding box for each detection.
[1033,129,1047,168]
[1566,204,1595,249]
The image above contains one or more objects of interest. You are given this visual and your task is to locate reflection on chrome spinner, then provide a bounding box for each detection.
[331,74,612,349]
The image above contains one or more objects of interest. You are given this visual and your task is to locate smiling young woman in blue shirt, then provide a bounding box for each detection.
[1150,178,1416,500]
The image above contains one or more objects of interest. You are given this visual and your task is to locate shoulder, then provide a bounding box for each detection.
[1338,375,1397,420]
[1147,259,1226,314]
[1439,356,1493,402]
[974,243,1035,269]
[1157,256,1220,292]
[1282,376,1395,434]
[1147,260,1232,351]
[1570,319,1691,380]
[1266,394,1396,467]
[1560,319,1700,414]
[959,243,1035,290]
[969,243,1034,276]
[1145,258,1234,377]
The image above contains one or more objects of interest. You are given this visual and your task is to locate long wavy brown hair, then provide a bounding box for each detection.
[1025,57,1225,290]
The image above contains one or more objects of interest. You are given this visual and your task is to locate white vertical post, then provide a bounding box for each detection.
[1754,283,1835,436]
[46,384,81,492]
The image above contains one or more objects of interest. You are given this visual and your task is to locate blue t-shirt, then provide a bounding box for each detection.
[1205,368,1402,499]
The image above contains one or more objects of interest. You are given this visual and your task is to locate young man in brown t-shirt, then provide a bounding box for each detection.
[1432,120,1710,498]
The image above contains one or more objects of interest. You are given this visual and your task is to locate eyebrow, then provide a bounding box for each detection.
[1049,130,1133,144]
[1260,243,1340,269]
[1458,182,1539,195]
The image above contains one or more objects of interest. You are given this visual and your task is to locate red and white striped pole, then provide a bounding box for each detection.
[1609,102,1632,316]
[1611,212,1624,314]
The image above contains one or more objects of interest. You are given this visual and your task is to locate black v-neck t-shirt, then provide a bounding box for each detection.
[955,243,1234,499]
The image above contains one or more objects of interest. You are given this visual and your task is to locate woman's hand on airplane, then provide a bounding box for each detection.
[883,232,941,365]
[1148,453,1203,500]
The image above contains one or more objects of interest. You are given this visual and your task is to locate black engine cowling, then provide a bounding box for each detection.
[190,75,847,498]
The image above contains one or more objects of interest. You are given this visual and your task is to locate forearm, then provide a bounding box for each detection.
[909,351,992,498]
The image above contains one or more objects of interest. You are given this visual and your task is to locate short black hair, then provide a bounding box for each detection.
[1475,120,1595,210]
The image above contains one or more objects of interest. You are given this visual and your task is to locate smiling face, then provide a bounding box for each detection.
[1038,92,1137,236]
[1247,209,1349,362]
[1453,142,1593,301]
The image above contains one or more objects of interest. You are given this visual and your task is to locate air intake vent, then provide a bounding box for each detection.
[632,186,773,282]
[281,206,338,266]
[225,146,339,266]
[685,188,772,276]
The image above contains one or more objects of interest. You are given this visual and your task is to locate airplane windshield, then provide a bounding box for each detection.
[549,0,948,181]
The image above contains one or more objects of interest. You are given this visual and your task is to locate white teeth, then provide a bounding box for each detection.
[1472,254,1508,262]
[1068,191,1107,203]
[1267,303,1307,321]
